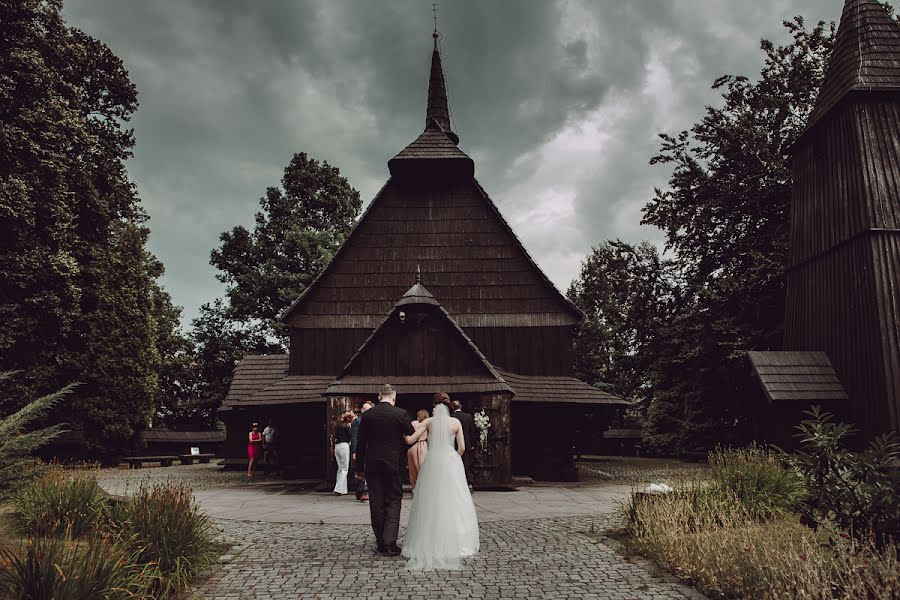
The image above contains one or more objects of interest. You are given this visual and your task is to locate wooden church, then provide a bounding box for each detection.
[220,32,626,486]
[750,0,900,441]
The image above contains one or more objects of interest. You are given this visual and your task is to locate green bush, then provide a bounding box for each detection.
[105,482,217,597]
[13,466,107,538]
[0,535,151,600]
[790,406,900,545]
[709,444,803,520]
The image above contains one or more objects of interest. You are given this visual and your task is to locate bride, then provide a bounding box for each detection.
[402,393,479,570]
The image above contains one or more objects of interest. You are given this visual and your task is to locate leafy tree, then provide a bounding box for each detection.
[210,152,362,342]
[0,372,75,500]
[631,17,838,453]
[187,300,280,429]
[1,0,167,459]
[567,240,677,405]
[190,153,361,421]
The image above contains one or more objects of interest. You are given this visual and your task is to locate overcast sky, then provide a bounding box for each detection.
[62,0,850,326]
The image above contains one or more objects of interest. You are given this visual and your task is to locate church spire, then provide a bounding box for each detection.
[804,0,900,132]
[425,30,459,144]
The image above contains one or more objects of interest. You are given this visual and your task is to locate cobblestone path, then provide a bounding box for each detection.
[189,516,700,600]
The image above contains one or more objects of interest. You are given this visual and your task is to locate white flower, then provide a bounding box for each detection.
[473,409,491,452]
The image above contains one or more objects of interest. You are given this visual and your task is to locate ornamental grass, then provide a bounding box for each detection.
[1,470,219,599]
[0,534,152,600]
[623,446,899,599]
[104,482,218,597]
[13,465,106,538]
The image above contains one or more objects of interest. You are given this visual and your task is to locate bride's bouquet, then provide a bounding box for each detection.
[473,409,490,452]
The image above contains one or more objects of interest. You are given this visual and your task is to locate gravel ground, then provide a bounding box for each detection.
[95,458,710,497]
[95,461,255,496]
[576,457,710,485]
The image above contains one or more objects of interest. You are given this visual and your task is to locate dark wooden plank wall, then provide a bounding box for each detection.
[788,97,900,434]
[792,99,900,264]
[289,328,370,375]
[345,307,489,377]
[289,325,575,377]
[466,326,575,376]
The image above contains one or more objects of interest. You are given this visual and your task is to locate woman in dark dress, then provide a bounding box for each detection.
[333,412,354,495]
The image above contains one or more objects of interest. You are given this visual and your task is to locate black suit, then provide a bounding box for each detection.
[453,409,476,485]
[355,401,414,549]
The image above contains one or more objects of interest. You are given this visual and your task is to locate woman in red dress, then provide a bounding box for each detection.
[247,422,263,478]
[407,409,430,490]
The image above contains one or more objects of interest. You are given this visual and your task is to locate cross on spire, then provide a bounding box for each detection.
[432,3,438,35]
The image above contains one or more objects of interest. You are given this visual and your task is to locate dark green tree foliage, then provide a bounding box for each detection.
[634,18,837,453]
[189,153,361,423]
[0,0,170,459]
[211,153,362,338]
[186,301,279,429]
[568,241,677,404]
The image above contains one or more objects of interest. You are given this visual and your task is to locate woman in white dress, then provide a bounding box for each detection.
[402,394,479,570]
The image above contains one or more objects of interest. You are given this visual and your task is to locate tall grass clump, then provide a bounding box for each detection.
[13,465,106,538]
[623,443,899,599]
[0,535,152,600]
[709,444,803,519]
[0,372,76,500]
[105,482,217,597]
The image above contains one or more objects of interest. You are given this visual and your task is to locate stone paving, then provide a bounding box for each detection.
[97,461,706,599]
[188,516,701,600]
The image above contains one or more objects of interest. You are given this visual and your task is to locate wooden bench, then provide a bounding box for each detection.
[179,453,216,465]
[125,455,178,469]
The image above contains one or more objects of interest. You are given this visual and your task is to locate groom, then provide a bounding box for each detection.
[354,383,414,555]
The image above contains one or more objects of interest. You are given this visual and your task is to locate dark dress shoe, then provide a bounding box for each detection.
[375,544,388,555]
[386,544,402,556]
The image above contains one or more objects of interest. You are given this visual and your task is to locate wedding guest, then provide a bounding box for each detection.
[263,417,279,475]
[407,409,430,490]
[247,422,263,479]
[351,401,373,501]
[451,399,476,488]
[333,411,354,495]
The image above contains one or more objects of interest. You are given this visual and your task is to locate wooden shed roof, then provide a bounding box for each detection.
[221,355,628,407]
[748,351,849,402]
[804,0,900,133]
[497,369,629,405]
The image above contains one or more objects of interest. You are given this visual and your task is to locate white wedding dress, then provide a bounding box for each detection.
[402,403,479,570]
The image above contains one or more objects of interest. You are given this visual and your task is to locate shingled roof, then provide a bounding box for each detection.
[389,35,473,178]
[279,35,582,330]
[748,351,849,402]
[221,354,334,408]
[496,369,628,405]
[804,0,900,133]
[222,355,628,407]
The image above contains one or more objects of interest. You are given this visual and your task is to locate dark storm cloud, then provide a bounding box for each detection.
[62,0,850,323]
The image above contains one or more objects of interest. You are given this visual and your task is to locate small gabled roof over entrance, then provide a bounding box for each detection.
[748,351,849,402]
[325,280,513,396]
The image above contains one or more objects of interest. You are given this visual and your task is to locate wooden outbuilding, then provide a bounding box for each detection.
[220,33,627,485]
[751,0,900,440]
